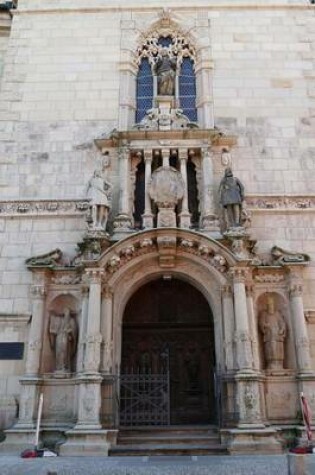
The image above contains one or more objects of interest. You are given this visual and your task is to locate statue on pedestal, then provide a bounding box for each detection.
[259,296,287,370]
[154,48,177,96]
[87,169,112,231]
[49,307,78,375]
[219,168,245,229]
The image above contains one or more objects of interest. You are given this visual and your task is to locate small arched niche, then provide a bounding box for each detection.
[42,294,79,375]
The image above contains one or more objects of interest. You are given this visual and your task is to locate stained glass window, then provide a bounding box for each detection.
[179,57,197,122]
[136,58,153,123]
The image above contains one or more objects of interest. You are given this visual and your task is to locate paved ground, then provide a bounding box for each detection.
[0,455,290,475]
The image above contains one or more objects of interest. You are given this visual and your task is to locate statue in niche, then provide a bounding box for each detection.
[259,296,287,370]
[87,169,112,231]
[49,307,78,375]
[154,48,177,96]
[219,168,245,229]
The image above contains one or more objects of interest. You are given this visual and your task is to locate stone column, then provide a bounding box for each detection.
[142,149,153,229]
[200,147,219,232]
[75,269,103,430]
[222,285,235,372]
[161,148,170,168]
[114,146,132,233]
[101,286,113,375]
[195,57,214,129]
[232,269,253,372]
[76,286,89,374]
[17,275,46,429]
[84,270,103,375]
[246,284,260,371]
[289,274,312,374]
[179,149,191,229]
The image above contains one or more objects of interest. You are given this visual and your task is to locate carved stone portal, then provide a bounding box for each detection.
[149,165,184,227]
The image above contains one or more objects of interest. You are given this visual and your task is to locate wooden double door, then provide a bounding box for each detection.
[120,278,216,426]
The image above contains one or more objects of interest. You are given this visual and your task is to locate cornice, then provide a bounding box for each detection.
[0,313,31,325]
[14,3,314,16]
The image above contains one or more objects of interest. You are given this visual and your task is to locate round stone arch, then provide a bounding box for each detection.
[98,229,236,376]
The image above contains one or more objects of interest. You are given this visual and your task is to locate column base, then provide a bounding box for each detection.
[201,214,220,232]
[223,428,283,455]
[59,429,115,456]
[112,214,134,240]
[0,427,36,454]
[179,211,191,229]
[142,212,154,229]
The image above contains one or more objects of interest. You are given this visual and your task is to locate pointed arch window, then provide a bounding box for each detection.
[136,34,197,124]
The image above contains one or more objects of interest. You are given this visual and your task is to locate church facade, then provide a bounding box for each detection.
[0,0,315,455]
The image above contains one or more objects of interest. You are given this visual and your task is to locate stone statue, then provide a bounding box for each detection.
[154,48,177,96]
[49,307,78,374]
[259,296,287,370]
[219,168,245,229]
[87,169,112,231]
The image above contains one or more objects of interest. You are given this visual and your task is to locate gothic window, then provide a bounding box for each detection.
[136,33,197,124]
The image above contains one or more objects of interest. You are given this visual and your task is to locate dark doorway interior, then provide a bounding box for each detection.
[121,278,216,426]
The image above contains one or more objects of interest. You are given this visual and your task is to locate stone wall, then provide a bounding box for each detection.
[0,0,314,430]
[0,8,11,86]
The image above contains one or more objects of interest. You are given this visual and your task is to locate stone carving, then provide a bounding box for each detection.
[49,307,78,375]
[271,246,310,265]
[245,195,315,210]
[219,168,245,229]
[26,249,63,268]
[259,296,287,370]
[51,274,82,285]
[136,107,197,131]
[154,48,177,96]
[149,166,184,227]
[254,273,285,284]
[0,200,89,216]
[137,31,195,71]
[87,169,112,231]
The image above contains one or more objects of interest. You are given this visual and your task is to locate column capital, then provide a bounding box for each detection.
[102,285,113,299]
[143,149,153,162]
[222,284,233,298]
[178,148,188,161]
[30,285,46,299]
[230,267,249,284]
[289,283,303,298]
[201,146,213,160]
[245,283,255,297]
[118,146,130,160]
[85,268,104,285]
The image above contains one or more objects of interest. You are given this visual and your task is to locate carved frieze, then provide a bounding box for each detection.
[0,200,89,217]
[245,195,315,211]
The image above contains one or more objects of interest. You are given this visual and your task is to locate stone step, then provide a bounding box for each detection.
[118,435,220,445]
[109,443,228,456]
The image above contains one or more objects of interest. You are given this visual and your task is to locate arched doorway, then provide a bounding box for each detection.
[120,277,216,426]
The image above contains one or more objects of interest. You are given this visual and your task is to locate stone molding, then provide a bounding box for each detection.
[15,4,313,16]
[0,200,89,217]
[246,195,315,212]
[0,313,31,325]
[2,195,315,218]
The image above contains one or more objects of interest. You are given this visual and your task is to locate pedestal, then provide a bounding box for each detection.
[60,429,115,456]
[224,427,283,455]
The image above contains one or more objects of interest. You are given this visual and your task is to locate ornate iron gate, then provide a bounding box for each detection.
[119,372,170,426]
